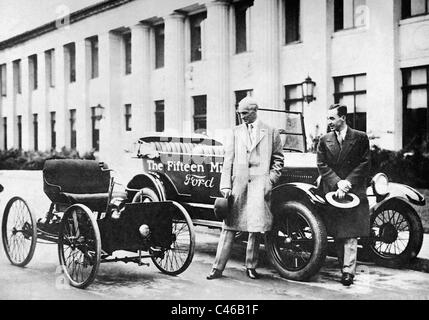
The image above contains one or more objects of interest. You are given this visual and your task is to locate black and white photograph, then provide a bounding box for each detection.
[0,0,429,307]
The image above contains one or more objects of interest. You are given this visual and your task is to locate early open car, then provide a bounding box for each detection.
[127,109,425,281]
[1,160,195,288]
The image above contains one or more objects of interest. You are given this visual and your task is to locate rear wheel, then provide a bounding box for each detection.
[365,201,423,268]
[265,201,327,281]
[58,204,101,289]
[2,197,37,267]
[132,189,195,275]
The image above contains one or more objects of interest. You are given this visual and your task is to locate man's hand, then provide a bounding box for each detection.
[337,180,352,193]
[335,188,347,199]
[221,188,231,198]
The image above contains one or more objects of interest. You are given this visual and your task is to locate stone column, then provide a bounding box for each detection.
[98,31,121,166]
[131,23,152,135]
[206,0,231,134]
[252,0,281,127]
[164,13,186,135]
[37,51,49,151]
[367,0,400,150]
[75,39,92,152]
[20,56,31,150]
[5,62,15,149]
[54,45,68,150]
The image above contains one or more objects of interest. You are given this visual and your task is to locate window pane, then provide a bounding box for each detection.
[355,74,366,91]
[336,76,354,92]
[155,24,165,68]
[124,33,132,74]
[343,0,354,29]
[285,0,300,43]
[190,12,207,62]
[410,68,427,85]
[0,64,6,96]
[286,85,302,99]
[411,0,426,15]
[334,0,344,31]
[235,4,247,53]
[354,0,367,27]
[338,95,354,113]
[355,93,367,112]
[407,89,428,109]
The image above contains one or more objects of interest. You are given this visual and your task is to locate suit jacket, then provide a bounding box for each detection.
[220,120,284,232]
[317,127,370,238]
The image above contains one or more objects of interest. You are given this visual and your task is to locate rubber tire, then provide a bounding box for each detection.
[265,201,327,281]
[132,188,160,203]
[58,204,101,289]
[2,197,37,267]
[364,201,424,268]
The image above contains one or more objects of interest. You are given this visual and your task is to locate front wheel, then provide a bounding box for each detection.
[265,201,327,281]
[364,201,423,268]
[58,204,101,289]
[2,197,37,267]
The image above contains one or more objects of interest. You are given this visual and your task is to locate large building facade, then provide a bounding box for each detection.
[0,0,429,167]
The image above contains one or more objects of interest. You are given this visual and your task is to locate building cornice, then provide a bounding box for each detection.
[0,0,136,50]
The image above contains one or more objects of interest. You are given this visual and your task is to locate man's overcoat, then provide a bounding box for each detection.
[220,121,284,232]
[317,127,370,238]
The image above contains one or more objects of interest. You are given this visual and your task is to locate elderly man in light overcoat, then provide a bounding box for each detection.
[207,97,284,280]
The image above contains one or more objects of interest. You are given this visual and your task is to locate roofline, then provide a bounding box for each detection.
[0,0,136,51]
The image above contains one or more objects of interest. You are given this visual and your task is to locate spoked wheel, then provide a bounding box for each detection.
[265,201,327,281]
[58,204,101,289]
[150,202,195,275]
[365,201,423,268]
[2,197,37,267]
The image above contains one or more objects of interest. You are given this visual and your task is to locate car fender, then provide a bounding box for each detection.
[271,182,326,211]
[126,173,167,201]
[369,182,425,213]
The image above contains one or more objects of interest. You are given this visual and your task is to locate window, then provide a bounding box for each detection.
[235,1,253,53]
[402,0,429,18]
[402,66,429,149]
[45,49,55,87]
[17,115,22,150]
[65,43,76,83]
[50,111,56,149]
[0,64,6,96]
[13,59,21,94]
[285,0,300,44]
[334,74,367,132]
[91,107,100,151]
[124,104,132,131]
[70,109,76,149]
[334,0,367,31]
[3,117,7,149]
[124,32,132,74]
[89,37,99,79]
[190,12,207,62]
[285,84,304,112]
[235,89,253,125]
[155,100,165,132]
[155,24,165,69]
[193,95,207,134]
[33,114,38,151]
[29,54,38,90]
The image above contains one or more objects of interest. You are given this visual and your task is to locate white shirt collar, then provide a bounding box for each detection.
[336,125,347,139]
[248,118,259,129]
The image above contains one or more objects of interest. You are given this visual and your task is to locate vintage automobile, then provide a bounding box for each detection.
[1,160,195,288]
[126,110,425,281]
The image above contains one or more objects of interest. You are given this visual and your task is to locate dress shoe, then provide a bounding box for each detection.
[206,268,222,280]
[340,272,354,286]
[246,268,259,280]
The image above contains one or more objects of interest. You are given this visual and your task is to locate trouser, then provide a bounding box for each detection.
[212,229,260,271]
[335,237,358,275]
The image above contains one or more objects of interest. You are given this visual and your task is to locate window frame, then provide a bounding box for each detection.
[88,36,99,79]
[69,109,77,149]
[123,32,132,75]
[29,54,38,91]
[33,113,38,151]
[3,117,7,149]
[155,100,165,132]
[17,115,22,150]
[333,73,367,131]
[401,65,429,148]
[284,0,301,44]
[0,64,6,97]
[124,104,132,132]
[334,0,367,32]
[154,24,165,69]
[190,11,207,62]
[13,59,22,94]
[50,111,56,149]
[401,0,429,19]
[45,49,55,88]
[192,95,207,133]
[284,84,304,112]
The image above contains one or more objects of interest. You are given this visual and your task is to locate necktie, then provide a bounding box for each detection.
[248,124,254,144]
[336,131,343,147]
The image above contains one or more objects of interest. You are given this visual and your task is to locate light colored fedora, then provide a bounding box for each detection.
[325,191,360,209]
